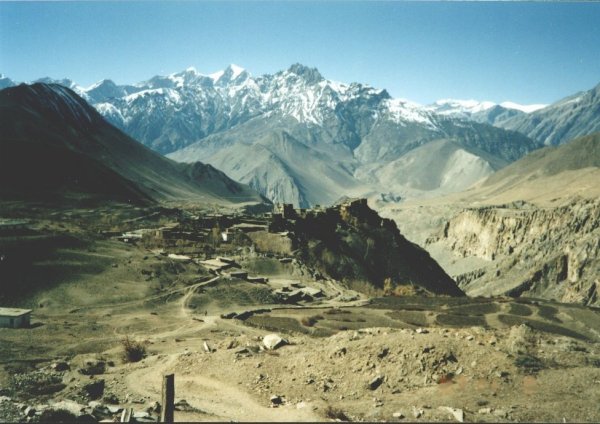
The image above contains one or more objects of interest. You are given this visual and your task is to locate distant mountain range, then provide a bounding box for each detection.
[496,83,600,146]
[0,83,267,208]
[2,66,598,206]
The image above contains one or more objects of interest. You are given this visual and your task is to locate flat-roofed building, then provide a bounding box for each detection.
[0,308,32,328]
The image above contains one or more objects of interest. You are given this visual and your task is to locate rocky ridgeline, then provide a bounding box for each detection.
[428,198,600,305]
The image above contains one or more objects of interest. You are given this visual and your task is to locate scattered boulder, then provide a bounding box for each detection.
[89,402,111,420]
[416,328,429,334]
[226,339,239,349]
[493,408,509,418]
[270,395,283,406]
[103,393,119,405]
[174,399,203,413]
[174,399,193,412]
[24,406,36,417]
[203,341,214,353]
[393,411,404,419]
[48,400,87,417]
[82,379,105,400]
[412,406,424,419]
[107,405,123,414]
[147,401,161,414]
[133,411,151,419]
[439,406,464,422]
[51,361,70,372]
[263,334,288,351]
[79,361,106,376]
[368,375,384,390]
[377,347,389,359]
[332,347,347,358]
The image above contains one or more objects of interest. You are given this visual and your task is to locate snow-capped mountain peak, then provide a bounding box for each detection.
[429,99,497,115]
[205,64,249,86]
[227,64,245,79]
[384,98,435,128]
[285,63,324,84]
[429,98,547,116]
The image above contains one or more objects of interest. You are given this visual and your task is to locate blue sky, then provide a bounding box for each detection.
[1,1,599,105]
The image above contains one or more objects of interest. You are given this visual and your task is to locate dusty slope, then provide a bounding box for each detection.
[360,139,506,199]
[1,205,599,423]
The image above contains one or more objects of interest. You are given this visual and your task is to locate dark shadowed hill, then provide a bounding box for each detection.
[0,83,267,207]
[276,199,464,297]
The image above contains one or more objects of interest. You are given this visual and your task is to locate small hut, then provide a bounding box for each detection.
[0,308,32,328]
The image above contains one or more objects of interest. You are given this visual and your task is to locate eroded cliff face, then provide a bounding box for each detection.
[428,199,600,306]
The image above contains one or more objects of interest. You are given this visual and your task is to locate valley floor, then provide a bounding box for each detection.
[1,204,600,422]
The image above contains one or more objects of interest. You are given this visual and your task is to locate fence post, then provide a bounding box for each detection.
[161,373,175,423]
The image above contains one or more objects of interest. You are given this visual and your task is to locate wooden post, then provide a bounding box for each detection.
[161,373,175,423]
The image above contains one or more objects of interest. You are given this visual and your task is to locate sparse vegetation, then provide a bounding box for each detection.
[387,310,430,327]
[538,305,561,322]
[383,278,418,297]
[324,308,351,315]
[509,302,533,316]
[514,354,545,374]
[435,313,487,327]
[446,302,500,316]
[301,314,324,327]
[121,336,146,363]
[497,314,587,340]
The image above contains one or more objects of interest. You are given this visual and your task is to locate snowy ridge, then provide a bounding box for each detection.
[428,98,547,117]
[8,65,548,132]
[428,99,497,115]
[383,98,435,128]
[123,88,182,105]
[3,65,549,206]
[95,102,127,125]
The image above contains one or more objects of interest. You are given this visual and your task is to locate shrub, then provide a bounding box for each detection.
[324,405,349,421]
[391,284,417,297]
[121,336,146,363]
[301,315,323,327]
[514,354,545,374]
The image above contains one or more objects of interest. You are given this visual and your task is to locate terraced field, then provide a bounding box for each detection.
[243,296,600,342]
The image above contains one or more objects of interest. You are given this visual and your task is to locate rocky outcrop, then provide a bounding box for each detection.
[289,199,464,297]
[428,198,600,305]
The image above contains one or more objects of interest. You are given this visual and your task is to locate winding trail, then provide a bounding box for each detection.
[125,354,321,422]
